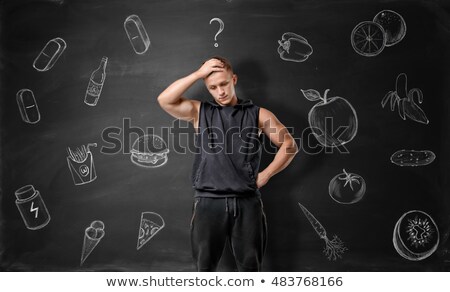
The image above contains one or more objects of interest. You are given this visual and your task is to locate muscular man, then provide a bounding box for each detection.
[157,56,298,271]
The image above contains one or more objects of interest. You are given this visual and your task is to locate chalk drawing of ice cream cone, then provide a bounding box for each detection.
[67,143,97,185]
[81,220,105,266]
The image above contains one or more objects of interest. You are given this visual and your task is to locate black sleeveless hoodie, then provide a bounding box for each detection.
[192,98,263,197]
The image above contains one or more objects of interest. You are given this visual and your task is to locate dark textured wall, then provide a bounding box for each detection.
[1,0,449,271]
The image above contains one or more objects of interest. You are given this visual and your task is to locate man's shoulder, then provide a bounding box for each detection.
[258,107,272,118]
[190,99,201,110]
[258,107,280,128]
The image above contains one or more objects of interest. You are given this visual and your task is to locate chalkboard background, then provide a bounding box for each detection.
[1,0,450,271]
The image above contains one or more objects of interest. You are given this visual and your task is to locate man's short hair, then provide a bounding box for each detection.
[210,56,233,73]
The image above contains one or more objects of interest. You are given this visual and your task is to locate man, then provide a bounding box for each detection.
[157,56,298,271]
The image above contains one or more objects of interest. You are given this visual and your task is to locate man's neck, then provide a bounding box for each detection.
[217,95,238,107]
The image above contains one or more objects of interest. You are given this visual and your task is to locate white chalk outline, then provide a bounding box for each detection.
[351,21,386,57]
[136,212,165,250]
[393,210,439,261]
[67,143,97,185]
[33,37,66,71]
[328,169,366,204]
[381,73,429,124]
[209,18,224,48]
[124,15,151,54]
[277,32,313,62]
[84,57,108,107]
[16,89,41,124]
[390,149,436,167]
[298,202,348,261]
[81,220,105,265]
[301,88,358,148]
[14,185,51,230]
[130,135,169,168]
[373,10,407,47]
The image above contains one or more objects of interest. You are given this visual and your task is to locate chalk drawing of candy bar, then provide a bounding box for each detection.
[124,15,151,54]
[277,32,313,62]
[390,149,435,167]
[67,143,97,185]
[81,220,105,265]
[33,37,66,71]
[16,89,40,124]
[393,210,439,261]
[137,212,165,250]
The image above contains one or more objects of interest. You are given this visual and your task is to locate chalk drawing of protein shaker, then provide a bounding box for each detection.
[15,185,51,230]
[84,57,107,106]
[67,143,97,185]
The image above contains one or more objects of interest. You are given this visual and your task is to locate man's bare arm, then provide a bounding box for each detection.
[257,108,299,188]
[157,59,225,123]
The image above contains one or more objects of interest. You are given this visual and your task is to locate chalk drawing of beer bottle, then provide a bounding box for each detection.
[84,57,108,106]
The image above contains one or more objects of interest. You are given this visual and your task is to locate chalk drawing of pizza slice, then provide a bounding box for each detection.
[136,212,165,250]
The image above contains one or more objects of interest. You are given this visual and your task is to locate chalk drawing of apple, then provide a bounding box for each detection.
[301,89,358,148]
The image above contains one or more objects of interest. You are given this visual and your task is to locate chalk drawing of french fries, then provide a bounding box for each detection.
[67,143,97,185]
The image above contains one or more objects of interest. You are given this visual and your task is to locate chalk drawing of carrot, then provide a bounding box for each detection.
[298,202,348,261]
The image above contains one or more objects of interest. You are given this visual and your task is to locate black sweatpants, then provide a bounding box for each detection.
[190,196,267,272]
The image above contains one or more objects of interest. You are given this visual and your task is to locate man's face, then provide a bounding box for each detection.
[204,69,238,106]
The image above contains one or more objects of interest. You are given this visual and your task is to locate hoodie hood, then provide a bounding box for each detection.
[205,98,255,139]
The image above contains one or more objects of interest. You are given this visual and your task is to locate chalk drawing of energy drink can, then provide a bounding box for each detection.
[15,185,51,230]
[67,143,97,185]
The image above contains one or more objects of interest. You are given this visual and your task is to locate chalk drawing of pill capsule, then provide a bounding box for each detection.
[124,15,151,55]
[390,149,436,167]
[16,89,40,124]
[33,37,66,71]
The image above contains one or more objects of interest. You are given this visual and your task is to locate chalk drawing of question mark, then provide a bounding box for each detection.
[209,18,224,48]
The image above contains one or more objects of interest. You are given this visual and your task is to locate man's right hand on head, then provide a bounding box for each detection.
[196,58,225,79]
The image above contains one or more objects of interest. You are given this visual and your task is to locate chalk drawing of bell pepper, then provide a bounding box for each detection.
[277,32,313,62]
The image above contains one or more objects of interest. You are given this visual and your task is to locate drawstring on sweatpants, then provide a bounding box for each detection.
[225,198,238,217]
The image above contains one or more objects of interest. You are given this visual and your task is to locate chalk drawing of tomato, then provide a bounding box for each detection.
[301,89,358,148]
[328,169,366,204]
